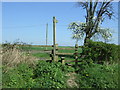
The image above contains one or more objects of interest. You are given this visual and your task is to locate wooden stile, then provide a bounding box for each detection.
[75,44,78,66]
[56,53,73,55]
[61,57,65,65]
[58,48,74,50]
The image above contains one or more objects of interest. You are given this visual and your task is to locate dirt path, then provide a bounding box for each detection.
[66,72,79,88]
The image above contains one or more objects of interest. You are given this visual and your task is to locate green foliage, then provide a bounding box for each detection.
[2,41,119,89]
[82,40,119,64]
[76,63,118,88]
[2,63,35,88]
[2,61,75,88]
[118,45,120,61]
[33,61,75,88]
[76,50,118,88]
[2,59,118,88]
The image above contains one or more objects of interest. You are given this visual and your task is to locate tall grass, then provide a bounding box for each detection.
[2,43,38,72]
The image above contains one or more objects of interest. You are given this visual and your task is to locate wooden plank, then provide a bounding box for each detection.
[31,50,51,54]
[58,48,75,50]
[44,50,52,52]
[56,53,73,55]
[38,59,52,62]
[75,44,78,66]
[60,57,65,65]
[55,44,58,62]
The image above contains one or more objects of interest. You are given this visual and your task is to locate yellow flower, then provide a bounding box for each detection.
[86,74,89,76]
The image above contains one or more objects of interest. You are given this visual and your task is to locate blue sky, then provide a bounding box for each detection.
[2,2,118,46]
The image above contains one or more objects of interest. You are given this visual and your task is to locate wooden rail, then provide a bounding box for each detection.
[31,50,52,54]
[58,48,74,50]
[33,43,80,66]
[56,53,73,55]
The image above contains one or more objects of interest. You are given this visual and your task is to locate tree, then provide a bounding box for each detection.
[68,0,114,45]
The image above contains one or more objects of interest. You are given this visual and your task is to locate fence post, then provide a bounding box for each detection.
[75,44,78,66]
[55,44,58,62]
[53,16,58,62]
[46,23,48,50]
[61,57,65,65]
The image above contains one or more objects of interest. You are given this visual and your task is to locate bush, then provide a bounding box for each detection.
[2,61,75,88]
[76,62,118,88]
[2,41,32,52]
[2,42,37,73]
[2,63,36,88]
[33,61,75,88]
[82,40,119,64]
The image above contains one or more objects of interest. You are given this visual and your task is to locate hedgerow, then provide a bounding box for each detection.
[81,40,119,64]
[76,61,118,88]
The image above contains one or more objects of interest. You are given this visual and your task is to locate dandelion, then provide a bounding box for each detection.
[86,74,89,77]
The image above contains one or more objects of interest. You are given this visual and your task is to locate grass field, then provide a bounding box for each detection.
[20,45,83,64]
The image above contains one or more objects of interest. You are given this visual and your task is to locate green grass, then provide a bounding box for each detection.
[3,43,118,88]
[20,45,83,64]
[20,46,52,51]
[58,48,82,53]
[32,53,50,58]
[21,46,82,53]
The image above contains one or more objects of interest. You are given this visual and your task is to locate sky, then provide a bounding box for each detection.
[2,2,118,46]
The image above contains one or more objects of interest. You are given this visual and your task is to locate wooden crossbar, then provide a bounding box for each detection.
[56,53,73,55]
[58,48,74,50]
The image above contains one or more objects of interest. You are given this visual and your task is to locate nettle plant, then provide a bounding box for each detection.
[33,61,75,88]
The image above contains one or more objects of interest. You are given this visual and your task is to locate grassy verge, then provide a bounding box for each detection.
[2,43,119,88]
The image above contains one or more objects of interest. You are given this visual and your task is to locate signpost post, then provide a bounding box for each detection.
[53,16,58,62]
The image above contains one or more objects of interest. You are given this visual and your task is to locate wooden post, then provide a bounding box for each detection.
[46,23,48,50]
[61,57,65,65]
[55,44,58,62]
[53,17,56,46]
[53,16,58,62]
[75,44,78,66]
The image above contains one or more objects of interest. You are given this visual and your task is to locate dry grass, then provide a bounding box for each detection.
[1,45,38,72]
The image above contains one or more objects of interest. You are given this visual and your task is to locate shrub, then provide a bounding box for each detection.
[2,63,36,88]
[76,62,118,88]
[2,41,31,52]
[33,61,75,88]
[75,56,118,88]
[2,43,37,73]
[82,40,119,64]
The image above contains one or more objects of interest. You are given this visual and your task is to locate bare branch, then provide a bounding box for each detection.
[92,0,98,15]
